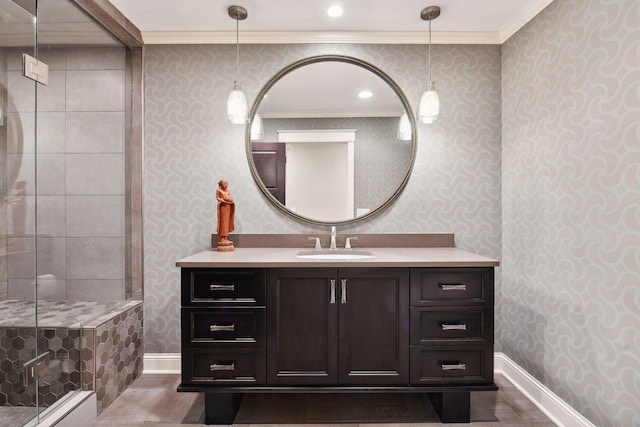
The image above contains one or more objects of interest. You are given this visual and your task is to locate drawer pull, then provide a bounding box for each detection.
[440,283,467,291]
[210,324,235,332]
[441,323,467,331]
[441,362,466,371]
[330,280,336,304]
[210,363,235,372]
[210,284,235,291]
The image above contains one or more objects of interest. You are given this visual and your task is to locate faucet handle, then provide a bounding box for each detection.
[345,236,358,249]
[308,237,322,250]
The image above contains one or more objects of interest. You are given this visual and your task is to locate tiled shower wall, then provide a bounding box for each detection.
[5,46,126,302]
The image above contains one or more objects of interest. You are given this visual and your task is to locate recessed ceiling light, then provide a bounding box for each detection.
[358,90,373,99]
[327,5,343,18]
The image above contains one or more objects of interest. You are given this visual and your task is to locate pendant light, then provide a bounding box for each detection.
[397,113,411,140]
[250,113,264,140]
[227,5,248,124]
[418,6,440,124]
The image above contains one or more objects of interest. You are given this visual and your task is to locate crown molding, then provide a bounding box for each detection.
[141,30,502,45]
[499,0,555,42]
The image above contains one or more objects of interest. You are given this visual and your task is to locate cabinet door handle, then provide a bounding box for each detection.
[440,283,467,291]
[210,284,235,291]
[441,362,466,371]
[330,280,336,304]
[441,323,467,331]
[210,324,235,332]
[340,279,347,304]
[210,362,235,372]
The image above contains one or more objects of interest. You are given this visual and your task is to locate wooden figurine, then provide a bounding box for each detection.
[216,179,235,251]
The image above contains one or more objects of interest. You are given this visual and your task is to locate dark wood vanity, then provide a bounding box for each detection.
[177,235,498,424]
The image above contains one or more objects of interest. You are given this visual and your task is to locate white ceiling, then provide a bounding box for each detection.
[108,0,555,45]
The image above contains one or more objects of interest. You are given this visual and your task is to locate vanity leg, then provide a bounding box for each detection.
[204,393,244,425]
[427,391,470,423]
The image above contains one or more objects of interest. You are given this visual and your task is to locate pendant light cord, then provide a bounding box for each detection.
[428,18,432,84]
[235,12,240,83]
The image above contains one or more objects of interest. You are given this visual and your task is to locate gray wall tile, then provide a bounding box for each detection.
[37,71,66,112]
[36,237,66,279]
[37,112,66,153]
[66,154,124,195]
[7,238,35,279]
[7,112,35,154]
[66,196,124,237]
[6,194,34,237]
[66,112,125,153]
[66,47,125,70]
[66,279,124,301]
[66,238,124,280]
[37,47,67,71]
[7,279,35,300]
[8,153,34,195]
[36,153,65,195]
[4,46,128,304]
[66,70,125,112]
[36,196,66,237]
[7,70,35,112]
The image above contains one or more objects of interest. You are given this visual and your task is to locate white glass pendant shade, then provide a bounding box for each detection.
[397,113,412,140]
[250,113,264,140]
[227,81,247,124]
[419,82,439,124]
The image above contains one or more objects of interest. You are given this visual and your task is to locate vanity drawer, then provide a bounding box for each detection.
[183,268,266,306]
[410,345,492,385]
[410,268,493,305]
[182,309,265,346]
[182,347,265,385]
[410,307,492,345]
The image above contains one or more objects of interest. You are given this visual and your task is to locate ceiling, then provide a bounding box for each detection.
[107,0,554,45]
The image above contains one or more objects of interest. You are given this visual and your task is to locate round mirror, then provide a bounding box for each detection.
[245,55,416,226]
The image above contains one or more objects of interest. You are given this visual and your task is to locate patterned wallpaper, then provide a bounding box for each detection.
[143,43,502,353]
[501,0,639,425]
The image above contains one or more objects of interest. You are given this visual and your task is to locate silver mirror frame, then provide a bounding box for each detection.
[245,54,417,226]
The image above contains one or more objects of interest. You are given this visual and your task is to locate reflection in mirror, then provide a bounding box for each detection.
[246,55,416,226]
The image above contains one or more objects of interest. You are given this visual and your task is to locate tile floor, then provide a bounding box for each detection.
[92,373,557,426]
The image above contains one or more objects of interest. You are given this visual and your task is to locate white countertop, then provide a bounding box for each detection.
[176,247,499,268]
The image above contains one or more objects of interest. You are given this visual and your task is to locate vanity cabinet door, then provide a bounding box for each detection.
[338,268,409,385]
[267,268,338,384]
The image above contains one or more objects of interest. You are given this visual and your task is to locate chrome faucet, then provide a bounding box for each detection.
[330,226,337,250]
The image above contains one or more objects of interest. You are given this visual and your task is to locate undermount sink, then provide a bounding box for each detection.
[295,250,375,260]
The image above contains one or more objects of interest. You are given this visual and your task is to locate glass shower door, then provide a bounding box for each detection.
[1,0,39,426]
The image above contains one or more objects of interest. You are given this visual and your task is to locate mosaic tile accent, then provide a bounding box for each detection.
[0,327,81,408]
[0,300,142,418]
[82,301,143,414]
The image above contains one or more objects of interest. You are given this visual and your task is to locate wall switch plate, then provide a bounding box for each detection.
[22,53,49,85]
[24,352,51,386]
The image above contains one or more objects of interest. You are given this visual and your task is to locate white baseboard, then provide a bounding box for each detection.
[495,352,595,427]
[144,352,181,374]
[143,352,594,427]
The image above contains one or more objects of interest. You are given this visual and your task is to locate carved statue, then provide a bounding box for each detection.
[216,179,235,252]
